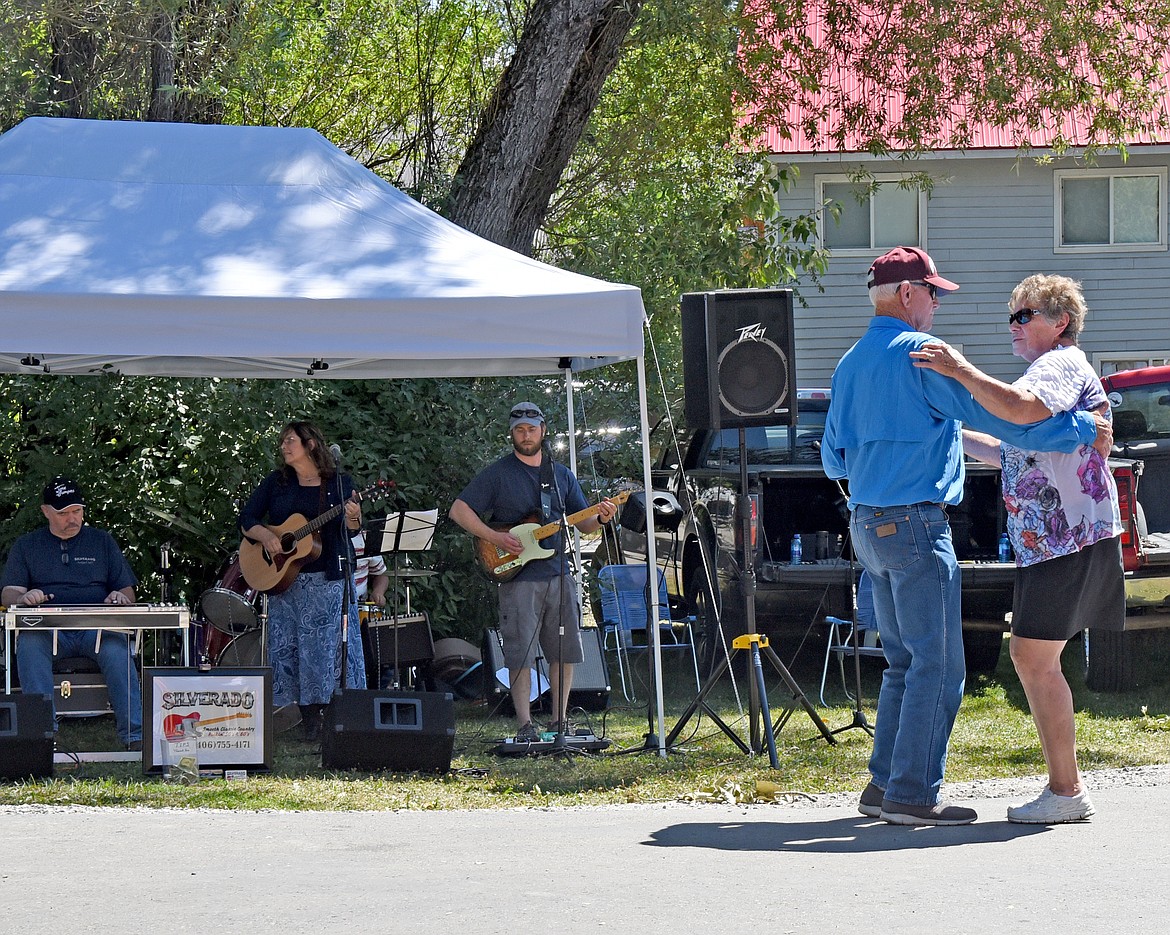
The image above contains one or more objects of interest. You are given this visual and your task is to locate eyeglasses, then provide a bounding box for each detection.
[510,408,543,419]
[909,281,938,300]
[1009,308,1042,326]
[60,541,69,565]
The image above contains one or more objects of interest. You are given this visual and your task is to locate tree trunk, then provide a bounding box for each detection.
[48,14,99,118]
[148,12,176,122]
[445,0,643,255]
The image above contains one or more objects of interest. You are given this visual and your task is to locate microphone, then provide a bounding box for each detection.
[329,443,342,466]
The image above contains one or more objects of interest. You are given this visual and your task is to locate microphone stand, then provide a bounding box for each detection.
[334,459,354,696]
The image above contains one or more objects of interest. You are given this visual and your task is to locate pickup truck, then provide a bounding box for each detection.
[616,385,1170,690]
[1091,366,1170,690]
[615,391,1016,677]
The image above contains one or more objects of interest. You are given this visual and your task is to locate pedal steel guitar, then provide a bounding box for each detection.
[3,603,191,693]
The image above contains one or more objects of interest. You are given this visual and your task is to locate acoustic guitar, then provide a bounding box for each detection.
[475,490,632,582]
[238,481,388,594]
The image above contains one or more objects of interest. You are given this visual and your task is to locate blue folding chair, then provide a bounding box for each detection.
[596,564,700,702]
[821,570,883,705]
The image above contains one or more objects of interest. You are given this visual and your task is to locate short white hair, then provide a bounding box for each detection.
[869,282,900,308]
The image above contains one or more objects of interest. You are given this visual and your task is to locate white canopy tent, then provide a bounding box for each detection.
[0,117,669,751]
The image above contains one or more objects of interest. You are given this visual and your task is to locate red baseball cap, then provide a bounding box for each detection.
[867,246,959,294]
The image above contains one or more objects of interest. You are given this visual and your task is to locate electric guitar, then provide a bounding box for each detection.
[163,711,252,741]
[475,491,632,582]
[238,481,389,594]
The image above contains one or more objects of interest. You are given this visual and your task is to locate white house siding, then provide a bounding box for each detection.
[774,149,1170,386]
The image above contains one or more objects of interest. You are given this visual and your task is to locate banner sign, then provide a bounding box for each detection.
[143,667,273,773]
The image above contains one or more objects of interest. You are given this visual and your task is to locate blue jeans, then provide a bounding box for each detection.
[850,503,965,806]
[15,629,142,745]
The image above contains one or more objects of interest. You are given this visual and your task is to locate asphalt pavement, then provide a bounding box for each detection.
[3,767,1168,934]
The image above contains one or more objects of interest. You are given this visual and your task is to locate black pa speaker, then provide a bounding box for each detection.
[681,289,797,428]
[483,627,610,712]
[0,694,54,780]
[321,689,455,772]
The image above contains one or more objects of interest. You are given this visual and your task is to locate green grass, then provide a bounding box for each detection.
[3,632,1169,810]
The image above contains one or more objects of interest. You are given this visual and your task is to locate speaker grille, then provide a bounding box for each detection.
[717,336,790,417]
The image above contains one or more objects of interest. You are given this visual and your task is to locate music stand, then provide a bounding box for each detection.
[366,510,438,688]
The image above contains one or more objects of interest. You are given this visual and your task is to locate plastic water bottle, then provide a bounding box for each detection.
[790,534,803,566]
[998,533,1012,564]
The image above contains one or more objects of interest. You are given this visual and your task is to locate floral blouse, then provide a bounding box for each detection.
[1001,345,1122,567]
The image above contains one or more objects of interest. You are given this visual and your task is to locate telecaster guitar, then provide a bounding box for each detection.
[239,481,388,594]
[476,491,632,582]
[163,711,252,741]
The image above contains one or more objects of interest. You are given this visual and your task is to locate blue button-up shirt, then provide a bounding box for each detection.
[822,316,1097,508]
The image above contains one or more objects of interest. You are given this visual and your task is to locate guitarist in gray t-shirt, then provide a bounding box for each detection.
[449,402,617,743]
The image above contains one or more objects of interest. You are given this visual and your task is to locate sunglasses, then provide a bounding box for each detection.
[60,541,69,565]
[909,281,938,300]
[510,408,543,419]
[1008,308,1042,326]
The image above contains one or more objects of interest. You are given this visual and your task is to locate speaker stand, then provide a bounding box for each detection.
[666,427,836,757]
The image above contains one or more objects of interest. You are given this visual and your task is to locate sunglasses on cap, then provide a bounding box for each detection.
[1008,308,1042,326]
[510,408,543,419]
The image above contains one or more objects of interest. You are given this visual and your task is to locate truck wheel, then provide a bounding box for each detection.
[684,572,722,678]
[962,628,1003,674]
[1084,627,1134,692]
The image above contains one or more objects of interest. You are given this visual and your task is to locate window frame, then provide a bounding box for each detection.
[815,174,928,255]
[1094,353,1170,376]
[1054,167,1168,254]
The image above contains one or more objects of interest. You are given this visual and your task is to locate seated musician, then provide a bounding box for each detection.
[0,477,142,751]
[353,530,389,607]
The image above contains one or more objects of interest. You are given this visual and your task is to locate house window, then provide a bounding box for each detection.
[1094,354,1170,376]
[818,176,924,252]
[1055,168,1167,252]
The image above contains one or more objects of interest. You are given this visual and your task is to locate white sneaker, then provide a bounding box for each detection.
[1007,787,1095,824]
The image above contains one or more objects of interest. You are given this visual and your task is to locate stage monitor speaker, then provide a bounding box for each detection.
[321,689,455,773]
[483,627,610,712]
[0,694,54,780]
[681,289,797,429]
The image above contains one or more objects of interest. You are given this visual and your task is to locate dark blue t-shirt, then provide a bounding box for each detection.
[1,525,137,604]
[457,452,588,581]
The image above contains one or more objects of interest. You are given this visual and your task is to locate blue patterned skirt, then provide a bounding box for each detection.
[267,572,366,705]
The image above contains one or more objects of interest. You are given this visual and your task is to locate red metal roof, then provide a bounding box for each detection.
[742,4,1170,155]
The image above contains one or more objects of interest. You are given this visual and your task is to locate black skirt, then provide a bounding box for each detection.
[1011,535,1125,640]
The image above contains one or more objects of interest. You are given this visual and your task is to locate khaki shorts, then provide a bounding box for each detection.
[497,576,583,669]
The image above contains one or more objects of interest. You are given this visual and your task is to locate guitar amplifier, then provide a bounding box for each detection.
[363,612,434,668]
[483,627,610,712]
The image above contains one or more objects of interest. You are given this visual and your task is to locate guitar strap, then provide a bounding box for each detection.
[539,451,556,523]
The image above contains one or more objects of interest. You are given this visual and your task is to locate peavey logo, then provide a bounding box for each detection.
[736,322,767,343]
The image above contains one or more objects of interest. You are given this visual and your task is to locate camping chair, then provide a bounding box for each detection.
[820,570,884,706]
[596,564,700,702]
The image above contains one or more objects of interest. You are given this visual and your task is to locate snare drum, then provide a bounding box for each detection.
[200,553,260,635]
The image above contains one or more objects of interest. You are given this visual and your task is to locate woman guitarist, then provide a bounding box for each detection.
[239,421,366,741]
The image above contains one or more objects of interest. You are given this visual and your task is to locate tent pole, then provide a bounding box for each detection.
[564,367,584,583]
[636,352,667,756]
